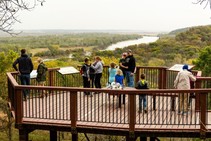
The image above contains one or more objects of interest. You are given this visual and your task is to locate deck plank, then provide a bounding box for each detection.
[22,91,208,130]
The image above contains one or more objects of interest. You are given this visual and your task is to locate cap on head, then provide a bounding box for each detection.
[182,64,189,70]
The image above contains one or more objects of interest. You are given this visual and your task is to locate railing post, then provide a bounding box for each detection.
[15,89,23,125]
[127,94,136,141]
[49,69,54,86]
[70,91,78,141]
[162,68,167,89]
[195,79,201,111]
[135,67,140,84]
[158,67,167,89]
[19,129,29,141]
[50,130,57,141]
[200,92,207,139]
[8,77,14,109]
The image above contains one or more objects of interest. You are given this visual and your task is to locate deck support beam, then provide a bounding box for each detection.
[72,133,78,141]
[19,129,28,141]
[150,137,156,141]
[126,132,135,141]
[139,137,147,141]
[71,128,78,141]
[50,130,57,141]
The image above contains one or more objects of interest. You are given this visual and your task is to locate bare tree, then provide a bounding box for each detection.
[193,0,211,9]
[0,0,45,35]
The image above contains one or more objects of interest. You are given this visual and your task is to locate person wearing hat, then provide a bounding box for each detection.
[174,64,196,115]
[125,49,136,87]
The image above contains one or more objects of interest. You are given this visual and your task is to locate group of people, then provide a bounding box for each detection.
[80,56,103,95]
[81,49,150,113]
[81,49,137,94]
[13,49,197,115]
[107,50,149,113]
[13,49,48,100]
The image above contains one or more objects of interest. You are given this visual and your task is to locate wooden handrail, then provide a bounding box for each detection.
[6,67,211,139]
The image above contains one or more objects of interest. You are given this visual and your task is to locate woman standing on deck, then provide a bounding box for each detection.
[36,58,48,97]
[91,56,103,89]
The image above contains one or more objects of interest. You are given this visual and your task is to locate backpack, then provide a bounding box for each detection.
[137,80,149,89]
[80,64,86,75]
[80,67,83,75]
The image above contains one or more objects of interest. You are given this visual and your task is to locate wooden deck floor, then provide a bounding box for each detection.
[22,91,210,131]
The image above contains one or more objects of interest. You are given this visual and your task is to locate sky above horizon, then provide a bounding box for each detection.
[13,0,211,32]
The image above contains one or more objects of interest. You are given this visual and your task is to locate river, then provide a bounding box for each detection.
[105,36,159,50]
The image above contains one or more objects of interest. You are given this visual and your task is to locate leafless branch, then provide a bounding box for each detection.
[0,0,45,35]
[192,0,211,9]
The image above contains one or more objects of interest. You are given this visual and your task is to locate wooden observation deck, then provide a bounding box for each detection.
[7,66,211,141]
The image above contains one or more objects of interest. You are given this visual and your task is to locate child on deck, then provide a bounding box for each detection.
[115,69,125,104]
[81,58,91,95]
[136,73,149,113]
[115,69,124,87]
[108,62,117,84]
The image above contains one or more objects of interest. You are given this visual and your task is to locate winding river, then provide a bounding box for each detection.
[106,36,159,50]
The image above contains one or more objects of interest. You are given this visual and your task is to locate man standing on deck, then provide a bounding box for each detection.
[174,64,196,115]
[13,49,34,100]
[125,49,136,87]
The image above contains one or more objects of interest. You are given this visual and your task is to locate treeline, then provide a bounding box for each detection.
[0,25,211,140]
[0,33,142,51]
[93,25,211,69]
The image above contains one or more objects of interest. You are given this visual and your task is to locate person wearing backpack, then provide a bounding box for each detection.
[135,73,149,113]
[81,58,91,95]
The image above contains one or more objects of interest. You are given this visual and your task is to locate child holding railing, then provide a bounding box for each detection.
[136,73,149,113]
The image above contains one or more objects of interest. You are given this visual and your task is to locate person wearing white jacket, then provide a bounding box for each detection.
[174,64,196,115]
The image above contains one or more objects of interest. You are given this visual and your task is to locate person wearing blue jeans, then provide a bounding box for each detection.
[13,49,34,101]
[19,74,31,99]
[135,74,149,113]
[125,71,135,87]
[125,49,136,87]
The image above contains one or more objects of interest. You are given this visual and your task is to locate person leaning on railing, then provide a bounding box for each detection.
[12,49,34,101]
[174,64,196,115]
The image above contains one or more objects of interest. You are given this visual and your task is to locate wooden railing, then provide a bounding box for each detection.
[7,66,211,139]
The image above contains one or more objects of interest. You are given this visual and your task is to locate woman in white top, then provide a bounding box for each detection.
[91,56,103,88]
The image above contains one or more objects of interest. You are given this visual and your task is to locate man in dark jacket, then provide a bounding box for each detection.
[13,49,34,100]
[125,49,136,87]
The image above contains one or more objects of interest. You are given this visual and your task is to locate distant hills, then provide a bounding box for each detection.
[0,29,165,37]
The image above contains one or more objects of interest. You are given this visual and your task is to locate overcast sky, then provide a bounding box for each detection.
[13,0,211,32]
